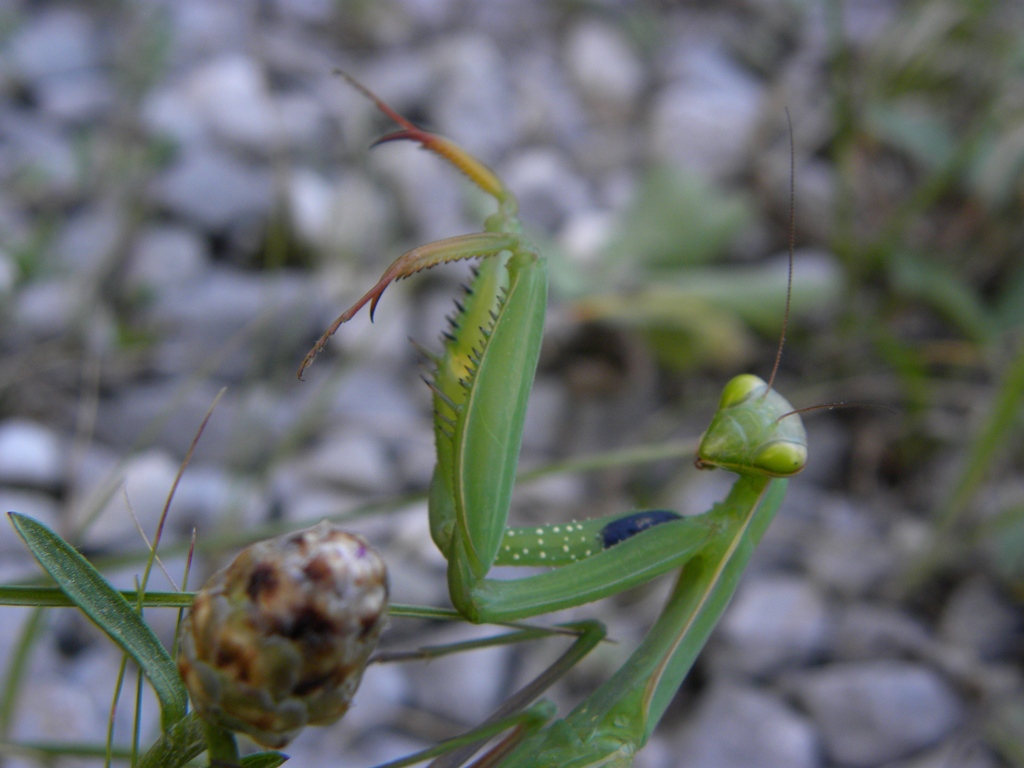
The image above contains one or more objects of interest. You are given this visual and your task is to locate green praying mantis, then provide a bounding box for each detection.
[300,74,808,768]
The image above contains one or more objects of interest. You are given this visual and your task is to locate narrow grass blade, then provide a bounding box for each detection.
[8,513,189,730]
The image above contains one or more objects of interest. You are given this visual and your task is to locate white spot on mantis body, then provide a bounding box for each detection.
[537,538,544,545]
[513,554,520,561]
[535,528,543,535]
[563,545,569,552]
[539,552,546,559]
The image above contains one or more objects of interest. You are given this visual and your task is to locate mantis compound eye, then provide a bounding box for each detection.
[177,522,388,748]
[751,440,808,477]
[717,374,767,409]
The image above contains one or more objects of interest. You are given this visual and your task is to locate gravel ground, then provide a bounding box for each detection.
[0,2,1021,767]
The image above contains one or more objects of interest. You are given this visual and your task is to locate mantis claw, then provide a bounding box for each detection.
[298,232,522,378]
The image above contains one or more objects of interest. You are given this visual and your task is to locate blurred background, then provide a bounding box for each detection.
[0,0,1022,766]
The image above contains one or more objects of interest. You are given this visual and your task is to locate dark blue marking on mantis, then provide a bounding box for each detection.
[600,510,683,549]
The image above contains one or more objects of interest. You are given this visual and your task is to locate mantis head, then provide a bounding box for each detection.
[695,373,807,478]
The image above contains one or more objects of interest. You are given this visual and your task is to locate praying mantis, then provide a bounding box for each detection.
[300,74,808,767]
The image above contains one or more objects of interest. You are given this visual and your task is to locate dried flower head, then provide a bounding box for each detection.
[177,521,388,747]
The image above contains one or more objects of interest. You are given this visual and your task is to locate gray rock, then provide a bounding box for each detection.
[163,464,269,535]
[0,419,65,489]
[711,574,830,676]
[277,486,365,526]
[883,739,999,768]
[149,146,274,231]
[270,0,336,25]
[802,496,894,596]
[140,82,205,146]
[404,622,514,724]
[564,20,645,121]
[64,641,163,743]
[184,54,271,148]
[500,148,592,233]
[390,420,436,490]
[36,70,114,124]
[431,34,517,160]
[52,202,123,276]
[8,8,98,83]
[559,210,616,267]
[10,677,108,747]
[521,378,570,455]
[145,267,320,379]
[161,0,254,64]
[392,0,461,31]
[325,364,426,435]
[0,112,80,202]
[790,661,963,766]
[11,277,84,339]
[649,46,765,181]
[304,663,410,759]
[287,169,392,257]
[674,682,820,768]
[510,42,589,148]
[830,603,932,661]
[298,429,395,493]
[938,576,1019,660]
[178,54,329,155]
[73,448,181,548]
[94,380,303,469]
[126,225,209,290]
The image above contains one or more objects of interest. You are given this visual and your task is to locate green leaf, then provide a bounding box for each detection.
[867,102,955,172]
[889,250,995,342]
[605,166,751,269]
[241,752,289,768]
[7,512,189,730]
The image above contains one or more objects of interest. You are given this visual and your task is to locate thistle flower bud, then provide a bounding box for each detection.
[177,522,388,748]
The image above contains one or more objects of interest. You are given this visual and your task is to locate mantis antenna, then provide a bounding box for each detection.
[765,108,796,396]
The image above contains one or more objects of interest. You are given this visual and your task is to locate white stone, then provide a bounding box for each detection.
[560,210,616,266]
[11,677,107,745]
[430,34,517,159]
[149,146,274,231]
[301,430,394,493]
[403,623,512,724]
[127,226,209,289]
[77,449,181,548]
[500,148,592,232]
[0,420,64,488]
[565,20,645,119]
[793,661,963,766]
[36,70,113,124]
[650,46,765,181]
[714,575,830,675]
[9,9,97,82]
[288,169,391,256]
[675,682,819,768]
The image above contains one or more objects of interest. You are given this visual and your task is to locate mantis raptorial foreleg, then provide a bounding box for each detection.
[301,74,746,625]
[303,75,809,767]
